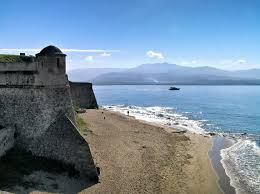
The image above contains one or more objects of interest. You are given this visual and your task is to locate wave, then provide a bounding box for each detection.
[103,105,205,134]
[103,104,260,194]
[221,140,260,194]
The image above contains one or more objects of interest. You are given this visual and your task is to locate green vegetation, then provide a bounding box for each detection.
[75,114,89,133]
[0,54,33,63]
[74,106,92,134]
[73,105,80,113]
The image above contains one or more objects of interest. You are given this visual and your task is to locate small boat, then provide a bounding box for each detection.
[169,87,180,91]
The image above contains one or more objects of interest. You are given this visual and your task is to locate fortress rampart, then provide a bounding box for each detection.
[70,82,98,109]
[0,46,99,181]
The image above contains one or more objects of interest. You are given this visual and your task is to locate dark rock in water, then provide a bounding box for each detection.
[182,124,188,127]
[207,132,217,136]
[241,132,247,136]
[157,113,164,117]
[173,122,179,125]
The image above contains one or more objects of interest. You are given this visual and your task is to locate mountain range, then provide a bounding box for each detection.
[68,63,260,85]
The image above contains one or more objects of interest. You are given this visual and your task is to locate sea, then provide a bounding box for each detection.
[93,85,260,194]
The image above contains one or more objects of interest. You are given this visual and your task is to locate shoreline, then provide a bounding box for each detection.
[81,109,223,193]
[101,105,260,194]
[209,136,236,194]
[121,109,235,193]
[102,105,251,194]
[102,107,235,193]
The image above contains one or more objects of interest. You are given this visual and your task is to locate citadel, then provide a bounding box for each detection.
[0,46,99,181]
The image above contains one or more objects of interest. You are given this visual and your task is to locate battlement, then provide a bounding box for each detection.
[0,46,68,86]
[0,45,99,182]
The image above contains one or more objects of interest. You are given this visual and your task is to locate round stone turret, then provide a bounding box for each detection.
[36,45,66,57]
[36,45,66,76]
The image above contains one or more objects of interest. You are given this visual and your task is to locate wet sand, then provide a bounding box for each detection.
[80,109,222,194]
[209,136,236,194]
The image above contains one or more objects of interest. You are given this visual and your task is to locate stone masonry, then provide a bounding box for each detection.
[0,45,99,181]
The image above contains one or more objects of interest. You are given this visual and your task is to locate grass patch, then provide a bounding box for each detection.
[75,115,90,133]
[0,54,33,63]
[73,105,80,112]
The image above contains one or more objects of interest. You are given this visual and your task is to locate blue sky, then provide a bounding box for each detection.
[0,0,260,70]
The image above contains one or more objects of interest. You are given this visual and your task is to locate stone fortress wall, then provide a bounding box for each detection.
[70,82,98,109]
[0,46,99,181]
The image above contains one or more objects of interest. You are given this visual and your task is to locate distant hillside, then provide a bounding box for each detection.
[68,63,260,85]
[68,68,124,82]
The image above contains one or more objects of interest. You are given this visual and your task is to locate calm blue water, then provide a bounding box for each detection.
[93,85,260,194]
[94,85,260,141]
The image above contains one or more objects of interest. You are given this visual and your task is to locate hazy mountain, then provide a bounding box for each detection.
[68,68,125,82]
[233,69,260,79]
[68,63,260,85]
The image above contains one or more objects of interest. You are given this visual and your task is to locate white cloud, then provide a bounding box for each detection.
[233,59,247,65]
[181,60,198,65]
[220,59,233,65]
[62,49,119,53]
[0,49,40,53]
[0,48,120,54]
[220,59,247,65]
[146,50,164,59]
[100,52,111,57]
[180,61,189,65]
[85,56,94,62]
[191,60,198,64]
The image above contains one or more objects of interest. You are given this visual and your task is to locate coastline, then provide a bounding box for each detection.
[209,136,236,194]
[80,109,223,193]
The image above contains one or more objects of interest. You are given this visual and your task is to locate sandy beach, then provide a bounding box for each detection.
[0,109,223,194]
[80,109,222,194]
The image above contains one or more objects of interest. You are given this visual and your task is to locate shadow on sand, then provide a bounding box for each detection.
[0,147,97,194]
